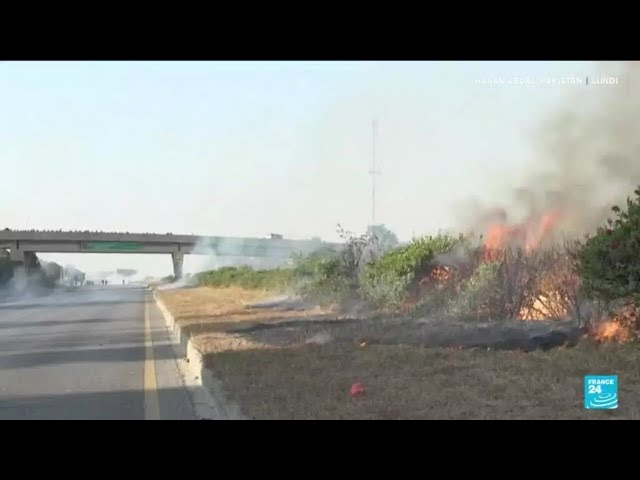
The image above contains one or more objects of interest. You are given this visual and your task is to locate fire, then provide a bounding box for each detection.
[484,225,521,261]
[483,209,563,260]
[526,210,563,251]
[431,266,452,282]
[591,320,632,343]
[519,291,570,320]
[590,304,637,342]
[418,266,453,293]
[482,209,569,320]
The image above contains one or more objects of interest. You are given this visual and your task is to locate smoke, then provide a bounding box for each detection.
[434,242,476,268]
[189,236,295,273]
[459,62,640,239]
[158,236,303,291]
[0,255,69,300]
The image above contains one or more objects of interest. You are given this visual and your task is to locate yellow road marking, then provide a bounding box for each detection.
[144,297,160,420]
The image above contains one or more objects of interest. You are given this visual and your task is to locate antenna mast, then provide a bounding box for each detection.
[369,119,381,226]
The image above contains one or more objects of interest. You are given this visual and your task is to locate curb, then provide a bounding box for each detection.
[152,290,247,420]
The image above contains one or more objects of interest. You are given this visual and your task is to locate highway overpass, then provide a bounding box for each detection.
[0,230,341,283]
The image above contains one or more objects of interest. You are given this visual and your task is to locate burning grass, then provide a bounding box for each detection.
[158,284,637,419]
[409,241,583,324]
[592,321,632,343]
[155,203,640,419]
[181,216,587,328]
[587,303,639,343]
[154,169,640,420]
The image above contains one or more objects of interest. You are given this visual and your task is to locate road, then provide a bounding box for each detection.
[0,286,201,420]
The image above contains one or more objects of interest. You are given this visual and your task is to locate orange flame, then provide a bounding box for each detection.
[591,320,632,343]
[431,266,452,282]
[418,266,453,293]
[483,209,563,261]
[519,292,570,320]
[526,210,563,251]
[482,209,568,320]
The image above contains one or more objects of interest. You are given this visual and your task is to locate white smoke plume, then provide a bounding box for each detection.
[190,236,295,272]
[456,62,640,239]
[159,236,306,291]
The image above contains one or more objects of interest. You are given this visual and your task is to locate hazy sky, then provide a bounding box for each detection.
[0,61,617,277]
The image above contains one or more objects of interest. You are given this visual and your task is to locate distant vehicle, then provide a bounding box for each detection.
[86,281,95,286]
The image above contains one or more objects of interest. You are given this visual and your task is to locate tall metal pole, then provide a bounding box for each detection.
[369,119,381,226]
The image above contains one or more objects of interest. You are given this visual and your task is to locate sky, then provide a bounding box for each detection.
[0,61,621,278]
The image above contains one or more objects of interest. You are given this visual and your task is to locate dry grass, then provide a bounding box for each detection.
[158,286,272,319]
[204,342,640,420]
[159,286,640,420]
[156,286,336,344]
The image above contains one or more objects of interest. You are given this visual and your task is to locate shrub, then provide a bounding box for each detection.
[197,266,292,292]
[289,225,377,304]
[362,234,462,307]
[290,249,347,302]
[336,224,378,279]
[446,261,501,319]
[438,241,581,321]
[528,240,582,321]
[360,270,412,308]
[577,186,640,304]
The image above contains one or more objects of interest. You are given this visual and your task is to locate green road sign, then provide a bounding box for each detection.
[82,242,144,252]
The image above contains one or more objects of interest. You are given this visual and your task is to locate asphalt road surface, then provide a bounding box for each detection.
[0,286,200,420]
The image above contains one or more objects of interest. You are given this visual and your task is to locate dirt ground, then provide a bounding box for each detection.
[157,286,640,420]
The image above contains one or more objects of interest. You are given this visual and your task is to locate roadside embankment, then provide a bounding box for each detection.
[154,286,640,420]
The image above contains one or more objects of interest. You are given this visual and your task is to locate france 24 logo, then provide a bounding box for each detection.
[584,375,618,410]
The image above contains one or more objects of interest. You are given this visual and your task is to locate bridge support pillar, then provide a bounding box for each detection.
[9,251,37,290]
[11,262,27,290]
[171,252,184,280]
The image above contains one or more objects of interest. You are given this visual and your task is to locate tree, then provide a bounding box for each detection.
[117,269,137,277]
[41,261,63,283]
[366,224,399,253]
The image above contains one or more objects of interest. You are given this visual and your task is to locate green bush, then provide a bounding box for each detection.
[291,248,339,281]
[197,266,293,292]
[362,234,462,307]
[577,186,640,304]
[290,249,356,304]
[283,225,383,305]
[360,270,412,307]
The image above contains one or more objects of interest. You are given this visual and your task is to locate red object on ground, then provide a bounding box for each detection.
[350,383,365,397]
